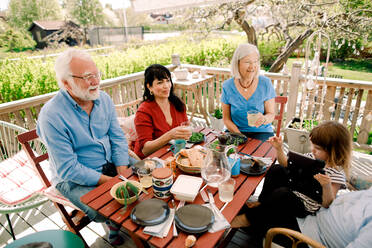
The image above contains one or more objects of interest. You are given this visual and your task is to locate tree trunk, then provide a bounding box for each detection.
[234,8,257,46]
[269,29,313,72]
[241,21,257,45]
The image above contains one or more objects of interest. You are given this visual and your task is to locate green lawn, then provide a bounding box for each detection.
[286,58,372,82]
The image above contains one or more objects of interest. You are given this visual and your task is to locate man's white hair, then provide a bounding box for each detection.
[230,43,261,79]
[54,48,93,90]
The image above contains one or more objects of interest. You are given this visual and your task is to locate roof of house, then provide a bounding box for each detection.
[28,20,76,31]
[130,0,240,13]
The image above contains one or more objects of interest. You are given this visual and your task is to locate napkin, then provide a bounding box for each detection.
[203,204,230,233]
[143,208,175,238]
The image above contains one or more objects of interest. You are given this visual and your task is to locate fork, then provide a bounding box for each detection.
[171,199,178,237]
[200,189,209,203]
[118,175,149,194]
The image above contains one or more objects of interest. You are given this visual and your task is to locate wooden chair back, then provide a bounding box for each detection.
[17,129,90,247]
[264,227,325,248]
[274,96,288,137]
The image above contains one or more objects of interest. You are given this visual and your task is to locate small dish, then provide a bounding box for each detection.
[175,204,214,233]
[240,159,267,176]
[130,199,170,226]
[188,132,205,144]
[132,159,163,175]
[110,180,143,205]
[227,133,248,145]
[170,175,203,202]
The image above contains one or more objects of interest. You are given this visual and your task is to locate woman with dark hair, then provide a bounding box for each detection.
[134,64,191,159]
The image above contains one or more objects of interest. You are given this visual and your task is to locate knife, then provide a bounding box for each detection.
[206,189,224,219]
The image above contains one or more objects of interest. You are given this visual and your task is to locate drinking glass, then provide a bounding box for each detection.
[218,178,235,203]
[137,168,153,188]
[181,121,193,132]
[247,110,261,127]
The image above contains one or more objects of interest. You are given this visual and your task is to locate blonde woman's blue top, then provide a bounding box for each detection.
[221,75,276,133]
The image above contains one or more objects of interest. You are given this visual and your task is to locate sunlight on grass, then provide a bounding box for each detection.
[286,58,372,82]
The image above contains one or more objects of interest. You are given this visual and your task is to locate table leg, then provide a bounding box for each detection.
[128,231,147,248]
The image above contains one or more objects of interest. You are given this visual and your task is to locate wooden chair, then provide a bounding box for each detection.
[17,129,91,247]
[274,96,288,137]
[264,227,325,248]
[0,121,48,240]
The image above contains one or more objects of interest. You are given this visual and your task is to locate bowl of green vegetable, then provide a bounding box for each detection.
[188,132,205,144]
[110,180,143,207]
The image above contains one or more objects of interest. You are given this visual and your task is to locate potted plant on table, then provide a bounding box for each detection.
[285,118,318,154]
[209,108,224,131]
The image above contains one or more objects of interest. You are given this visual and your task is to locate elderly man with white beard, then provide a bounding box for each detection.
[37,48,136,246]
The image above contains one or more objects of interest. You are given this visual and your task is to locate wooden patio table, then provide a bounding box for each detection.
[81,127,276,248]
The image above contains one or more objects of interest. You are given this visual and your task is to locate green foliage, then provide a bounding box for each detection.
[333,58,372,73]
[8,0,62,30]
[258,39,285,69]
[0,36,243,103]
[66,0,104,28]
[212,108,223,119]
[0,28,36,52]
[330,39,364,60]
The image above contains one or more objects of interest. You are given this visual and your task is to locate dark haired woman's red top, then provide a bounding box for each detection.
[134,100,188,159]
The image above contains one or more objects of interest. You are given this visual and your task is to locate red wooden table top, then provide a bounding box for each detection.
[81,127,276,248]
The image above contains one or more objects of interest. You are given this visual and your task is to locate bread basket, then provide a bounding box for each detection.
[175,154,201,174]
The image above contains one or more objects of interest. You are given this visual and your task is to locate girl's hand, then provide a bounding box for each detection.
[169,126,192,140]
[268,136,283,150]
[314,173,331,187]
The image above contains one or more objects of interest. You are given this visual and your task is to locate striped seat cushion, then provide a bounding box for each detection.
[0,150,46,205]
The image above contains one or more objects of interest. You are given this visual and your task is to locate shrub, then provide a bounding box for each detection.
[0,28,36,52]
[0,36,244,103]
[258,39,285,69]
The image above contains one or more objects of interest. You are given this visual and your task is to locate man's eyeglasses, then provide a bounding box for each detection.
[70,72,101,81]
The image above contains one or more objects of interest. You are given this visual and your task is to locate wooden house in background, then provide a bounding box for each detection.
[28,20,81,49]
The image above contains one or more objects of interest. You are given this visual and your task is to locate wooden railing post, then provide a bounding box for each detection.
[286,62,302,124]
[357,90,372,144]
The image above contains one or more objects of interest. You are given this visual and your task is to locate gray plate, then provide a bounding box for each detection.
[175,204,214,233]
[240,159,267,176]
[132,159,163,174]
[130,199,170,226]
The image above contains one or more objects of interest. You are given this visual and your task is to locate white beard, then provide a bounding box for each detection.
[70,83,100,101]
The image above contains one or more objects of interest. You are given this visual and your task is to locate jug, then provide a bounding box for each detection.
[201,143,238,187]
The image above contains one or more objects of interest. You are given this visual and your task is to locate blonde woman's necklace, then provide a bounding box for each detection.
[238,79,254,92]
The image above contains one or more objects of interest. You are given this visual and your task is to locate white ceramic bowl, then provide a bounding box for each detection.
[173,68,189,80]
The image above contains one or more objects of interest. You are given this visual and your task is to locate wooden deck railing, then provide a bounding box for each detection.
[0,61,371,150]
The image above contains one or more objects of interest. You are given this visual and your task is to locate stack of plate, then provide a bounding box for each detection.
[130,199,170,226]
[174,204,214,233]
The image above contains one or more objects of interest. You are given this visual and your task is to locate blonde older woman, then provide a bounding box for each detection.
[221,43,276,141]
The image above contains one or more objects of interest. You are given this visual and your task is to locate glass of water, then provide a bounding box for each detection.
[218,178,235,203]
[247,110,261,127]
[137,168,153,188]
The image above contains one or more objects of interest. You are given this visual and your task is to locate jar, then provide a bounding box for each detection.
[172,54,181,66]
[152,167,173,199]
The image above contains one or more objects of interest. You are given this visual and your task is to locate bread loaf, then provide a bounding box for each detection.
[185,148,204,167]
